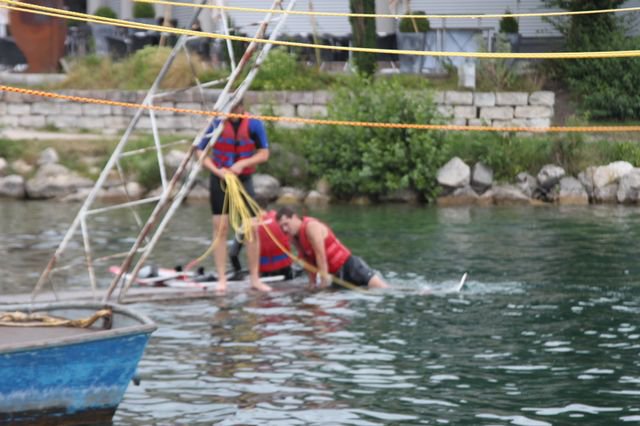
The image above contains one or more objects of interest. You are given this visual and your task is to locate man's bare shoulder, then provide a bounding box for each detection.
[305,220,327,239]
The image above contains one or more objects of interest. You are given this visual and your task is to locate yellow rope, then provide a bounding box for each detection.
[0,309,112,328]
[136,0,640,20]
[3,0,640,59]
[187,173,365,292]
[230,175,366,292]
[2,85,640,134]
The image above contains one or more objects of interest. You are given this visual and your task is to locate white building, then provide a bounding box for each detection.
[85,0,640,41]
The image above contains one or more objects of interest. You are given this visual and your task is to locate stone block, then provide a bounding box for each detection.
[175,102,202,115]
[313,90,332,104]
[451,117,467,126]
[5,91,37,103]
[172,116,195,131]
[288,91,314,105]
[19,115,46,128]
[515,106,554,119]
[191,115,210,130]
[248,104,270,115]
[46,115,79,129]
[528,118,551,129]
[491,118,528,128]
[242,91,260,105]
[136,117,152,130]
[529,91,555,106]
[60,103,83,115]
[103,115,130,130]
[76,117,105,130]
[274,120,304,129]
[480,106,514,120]
[444,91,473,105]
[0,103,6,115]
[8,104,30,115]
[297,104,328,118]
[496,92,528,106]
[0,115,19,127]
[468,118,489,127]
[83,104,112,116]
[432,91,445,104]
[153,102,175,116]
[272,104,295,117]
[437,105,454,118]
[258,91,287,104]
[454,106,477,119]
[474,92,496,107]
[32,102,61,115]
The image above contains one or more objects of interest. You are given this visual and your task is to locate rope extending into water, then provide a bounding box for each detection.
[187,173,365,292]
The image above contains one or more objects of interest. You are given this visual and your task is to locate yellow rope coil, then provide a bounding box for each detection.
[187,173,365,292]
[0,309,112,328]
[2,85,640,134]
[3,0,640,59]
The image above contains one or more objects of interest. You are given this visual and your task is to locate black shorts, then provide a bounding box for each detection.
[209,174,257,216]
[333,255,375,288]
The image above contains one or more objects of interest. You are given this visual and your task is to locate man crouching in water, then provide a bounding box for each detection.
[276,207,389,290]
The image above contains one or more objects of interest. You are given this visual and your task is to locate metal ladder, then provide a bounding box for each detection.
[33,0,298,304]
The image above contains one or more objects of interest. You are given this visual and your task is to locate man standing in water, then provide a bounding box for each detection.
[276,207,389,290]
[197,99,272,293]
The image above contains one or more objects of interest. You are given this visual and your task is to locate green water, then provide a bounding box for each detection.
[1,201,639,424]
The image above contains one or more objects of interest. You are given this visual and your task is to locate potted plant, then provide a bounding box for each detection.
[133,2,155,24]
[498,11,520,51]
[396,11,431,74]
[90,6,118,56]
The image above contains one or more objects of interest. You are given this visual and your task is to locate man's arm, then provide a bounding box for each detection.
[229,148,269,175]
[306,221,330,288]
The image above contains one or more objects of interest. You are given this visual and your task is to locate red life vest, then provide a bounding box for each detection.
[258,211,292,273]
[296,217,351,273]
[213,118,256,175]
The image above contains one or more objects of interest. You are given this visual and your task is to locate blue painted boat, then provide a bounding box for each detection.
[0,302,156,425]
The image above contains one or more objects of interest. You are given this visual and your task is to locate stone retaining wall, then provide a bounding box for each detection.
[0,89,555,132]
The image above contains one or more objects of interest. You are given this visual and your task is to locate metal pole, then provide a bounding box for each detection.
[116,0,299,302]
[33,1,208,300]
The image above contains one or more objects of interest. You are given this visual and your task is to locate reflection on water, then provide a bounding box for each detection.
[1,200,640,424]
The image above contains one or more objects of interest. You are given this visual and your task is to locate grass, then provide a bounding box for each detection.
[0,133,188,187]
[55,46,543,93]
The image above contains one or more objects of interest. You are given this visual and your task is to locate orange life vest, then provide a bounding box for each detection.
[213,118,256,175]
[296,217,351,273]
[258,211,292,272]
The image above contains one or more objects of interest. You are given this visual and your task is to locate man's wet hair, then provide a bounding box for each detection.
[276,206,297,221]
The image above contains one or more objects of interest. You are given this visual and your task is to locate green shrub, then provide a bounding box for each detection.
[475,34,517,91]
[350,0,377,77]
[94,6,117,19]
[259,120,314,188]
[399,11,430,33]
[250,49,334,91]
[0,139,26,161]
[542,0,639,119]
[59,46,208,90]
[604,141,640,166]
[133,2,155,19]
[499,12,519,34]
[303,75,444,201]
[563,34,640,119]
[442,133,552,181]
[118,137,162,189]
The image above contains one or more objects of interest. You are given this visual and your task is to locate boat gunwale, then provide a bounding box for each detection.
[0,301,157,354]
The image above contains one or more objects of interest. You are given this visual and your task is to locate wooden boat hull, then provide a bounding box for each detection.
[0,302,156,425]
